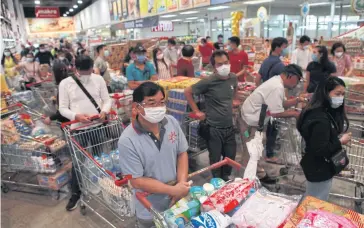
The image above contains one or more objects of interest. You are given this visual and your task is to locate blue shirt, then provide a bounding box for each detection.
[118,115,189,220]
[258,55,285,82]
[126,61,156,81]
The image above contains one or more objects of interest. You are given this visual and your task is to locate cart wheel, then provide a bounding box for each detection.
[280,167,288,176]
[2,184,9,193]
[80,205,87,216]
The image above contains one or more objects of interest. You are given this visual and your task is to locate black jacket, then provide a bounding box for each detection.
[299,107,342,182]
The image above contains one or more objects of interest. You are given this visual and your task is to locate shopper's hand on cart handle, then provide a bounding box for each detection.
[190,111,206,120]
[99,111,107,121]
[75,114,92,123]
[340,132,352,145]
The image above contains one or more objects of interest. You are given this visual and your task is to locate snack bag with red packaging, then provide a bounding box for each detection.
[202,179,254,214]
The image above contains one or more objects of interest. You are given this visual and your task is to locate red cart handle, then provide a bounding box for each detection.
[136,157,242,211]
[115,174,132,186]
[61,114,101,129]
[25,79,53,88]
[1,102,22,111]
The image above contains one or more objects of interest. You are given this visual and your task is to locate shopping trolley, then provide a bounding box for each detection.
[110,92,133,125]
[62,112,134,227]
[26,80,58,116]
[136,158,250,228]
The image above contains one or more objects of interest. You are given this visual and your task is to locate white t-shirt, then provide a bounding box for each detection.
[290,48,312,70]
[241,75,285,126]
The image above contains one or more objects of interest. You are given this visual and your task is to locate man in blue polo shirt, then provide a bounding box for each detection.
[118,82,189,228]
[126,44,158,90]
[255,37,288,86]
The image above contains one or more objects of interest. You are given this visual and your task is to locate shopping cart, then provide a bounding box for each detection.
[110,92,133,125]
[62,113,134,227]
[26,80,58,116]
[184,116,207,155]
[136,158,249,228]
[1,103,70,199]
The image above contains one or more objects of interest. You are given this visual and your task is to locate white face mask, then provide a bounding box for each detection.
[59,57,65,61]
[141,106,166,123]
[26,58,33,62]
[331,96,344,109]
[335,52,343,58]
[216,64,231,77]
[157,53,164,60]
[79,75,90,84]
[303,45,310,50]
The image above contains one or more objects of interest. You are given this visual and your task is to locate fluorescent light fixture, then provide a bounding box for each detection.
[207,5,230,10]
[243,0,274,5]
[186,17,198,20]
[171,19,182,22]
[34,0,40,4]
[300,2,330,6]
[184,21,192,23]
[335,4,350,8]
[63,14,67,17]
[73,5,78,8]
[77,0,83,3]
[160,14,177,18]
[69,8,74,12]
[179,10,199,15]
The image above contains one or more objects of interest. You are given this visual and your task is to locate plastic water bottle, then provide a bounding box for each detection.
[110,150,121,174]
[86,157,101,195]
[101,153,113,172]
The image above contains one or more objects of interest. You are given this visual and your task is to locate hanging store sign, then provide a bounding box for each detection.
[351,0,364,15]
[151,21,174,32]
[179,0,193,10]
[35,7,60,18]
[257,6,267,21]
[194,0,210,7]
[301,2,310,17]
[211,0,231,5]
[111,15,159,30]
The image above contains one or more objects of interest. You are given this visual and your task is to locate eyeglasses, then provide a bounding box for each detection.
[139,101,166,108]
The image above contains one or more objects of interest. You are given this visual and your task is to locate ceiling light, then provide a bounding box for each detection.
[69,8,74,12]
[335,4,350,8]
[160,14,177,18]
[171,19,182,22]
[77,0,83,3]
[243,0,274,5]
[299,2,330,6]
[186,17,198,20]
[207,6,230,10]
[179,10,199,15]
[63,14,67,17]
[73,5,78,8]
[34,0,40,4]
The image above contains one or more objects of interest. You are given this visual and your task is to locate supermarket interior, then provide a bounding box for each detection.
[1,0,364,227]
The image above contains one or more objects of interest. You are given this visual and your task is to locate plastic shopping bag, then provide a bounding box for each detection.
[244,131,264,180]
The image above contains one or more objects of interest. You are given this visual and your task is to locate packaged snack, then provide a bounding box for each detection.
[191,210,231,228]
[210,178,225,190]
[190,186,207,200]
[297,210,358,228]
[164,198,201,227]
[202,180,254,213]
[203,183,215,195]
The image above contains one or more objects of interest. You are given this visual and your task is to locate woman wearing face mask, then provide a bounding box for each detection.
[15,53,42,87]
[297,76,351,201]
[331,42,353,77]
[304,46,337,93]
[152,48,171,80]
[126,44,158,90]
[1,48,18,88]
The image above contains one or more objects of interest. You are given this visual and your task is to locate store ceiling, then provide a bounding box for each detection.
[20,0,95,18]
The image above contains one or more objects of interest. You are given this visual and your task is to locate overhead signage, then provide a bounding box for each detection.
[35,7,60,18]
[257,6,267,21]
[151,21,174,32]
[210,0,231,5]
[194,0,210,7]
[111,15,159,30]
[301,2,310,17]
[179,0,193,9]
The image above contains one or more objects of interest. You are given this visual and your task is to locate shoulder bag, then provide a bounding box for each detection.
[71,74,101,113]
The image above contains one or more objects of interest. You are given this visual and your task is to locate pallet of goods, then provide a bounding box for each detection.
[107,43,129,70]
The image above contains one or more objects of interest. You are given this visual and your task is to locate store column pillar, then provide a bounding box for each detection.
[328,0,336,38]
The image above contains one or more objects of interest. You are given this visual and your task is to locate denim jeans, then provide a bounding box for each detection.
[304,178,333,201]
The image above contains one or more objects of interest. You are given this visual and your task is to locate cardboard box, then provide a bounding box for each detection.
[37,161,72,190]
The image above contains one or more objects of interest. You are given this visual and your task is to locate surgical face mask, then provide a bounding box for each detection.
[141,106,166,123]
[216,64,231,77]
[4,52,10,57]
[59,56,65,61]
[312,53,319,62]
[39,49,45,53]
[303,45,310,50]
[335,52,343,58]
[79,75,91,84]
[104,50,110,57]
[136,55,146,63]
[281,48,289,57]
[157,53,164,60]
[26,58,33,62]
[331,96,344,109]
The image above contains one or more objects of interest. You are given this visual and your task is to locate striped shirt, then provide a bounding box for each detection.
[156,61,171,80]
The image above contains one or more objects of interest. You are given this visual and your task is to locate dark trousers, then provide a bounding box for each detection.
[71,126,106,196]
[206,126,236,179]
[266,119,278,158]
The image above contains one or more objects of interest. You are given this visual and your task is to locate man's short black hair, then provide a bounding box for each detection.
[228,36,240,46]
[182,45,195,57]
[299,35,311,44]
[218,34,223,39]
[57,50,65,55]
[331,42,346,55]
[133,82,165,103]
[179,41,185,46]
[206,36,211,39]
[39,44,45,48]
[167,38,176,46]
[75,55,94,71]
[96,44,106,53]
[271,37,288,52]
[265,39,269,42]
[201,38,207,44]
[313,38,318,42]
[283,64,303,79]
[210,50,229,66]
